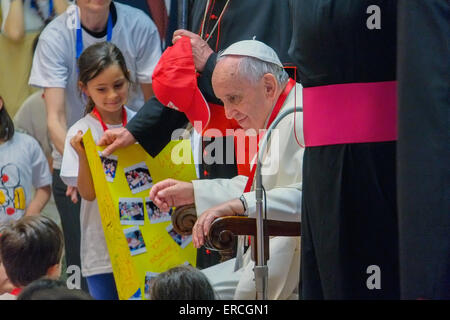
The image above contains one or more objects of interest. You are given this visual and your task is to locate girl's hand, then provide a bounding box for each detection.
[65,186,79,204]
[70,131,85,156]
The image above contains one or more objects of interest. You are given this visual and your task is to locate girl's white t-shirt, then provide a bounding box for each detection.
[0,132,52,223]
[60,106,136,277]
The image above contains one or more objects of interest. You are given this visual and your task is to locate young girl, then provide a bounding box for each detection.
[0,95,52,223]
[60,42,137,300]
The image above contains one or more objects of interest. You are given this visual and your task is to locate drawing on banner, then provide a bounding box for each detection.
[145,198,172,224]
[129,288,142,300]
[166,224,192,249]
[144,272,159,300]
[99,152,118,182]
[124,162,153,194]
[119,198,145,225]
[124,226,147,256]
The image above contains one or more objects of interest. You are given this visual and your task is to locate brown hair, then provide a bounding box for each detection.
[77,41,131,115]
[0,96,15,142]
[150,265,216,300]
[0,216,64,287]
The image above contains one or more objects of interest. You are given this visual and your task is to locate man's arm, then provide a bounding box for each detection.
[25,185,51,216]
[140,83,154,102]
[44,88,67,155]
[2,0,25,42]
[126,97,188,157]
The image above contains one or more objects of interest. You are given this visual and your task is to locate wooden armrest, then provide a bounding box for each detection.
[171,204,197,236]
[205,216,301,253]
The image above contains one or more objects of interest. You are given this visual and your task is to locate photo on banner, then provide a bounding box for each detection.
[119,198,145,225]
[99,152,118,182]
[124,162,153,194]
[146,197,172,224]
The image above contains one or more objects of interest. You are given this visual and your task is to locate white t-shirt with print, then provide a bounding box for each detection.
[60,106,135,277]
[1,0,51,32]
[0,132,52,223]
[29,2,161,169]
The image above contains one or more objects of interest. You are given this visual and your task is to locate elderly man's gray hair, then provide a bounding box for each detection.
[217,53,290,87]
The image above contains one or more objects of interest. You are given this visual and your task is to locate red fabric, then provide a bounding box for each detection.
[147,0,168,40]
[303,81,397,147]
[152,37,211,132]
[10,288,22,296]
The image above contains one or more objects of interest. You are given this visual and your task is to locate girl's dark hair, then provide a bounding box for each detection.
[18,278,93,300]
[150,265,216,300]
[0,216,64,287]
[0,97,15,141]
[77,41,131,114]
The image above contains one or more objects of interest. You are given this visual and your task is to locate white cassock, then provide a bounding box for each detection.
[193,83,304,299]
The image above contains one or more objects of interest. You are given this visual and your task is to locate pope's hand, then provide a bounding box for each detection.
[192,198,244,248]
[149,178,195,213]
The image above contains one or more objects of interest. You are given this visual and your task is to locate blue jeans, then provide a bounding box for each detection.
[86,273,119,300]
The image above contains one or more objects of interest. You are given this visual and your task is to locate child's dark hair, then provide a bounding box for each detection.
[0,216,64,287]
[150,265,216,300]
[0,96,14,141]
[77,41,131,115]
[18,278,93,300]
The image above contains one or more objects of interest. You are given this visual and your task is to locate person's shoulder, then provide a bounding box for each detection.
[115,2,150,21]
[124,105,137,120]
[38,9,70,41]
[12,131,40,146]
[115,2,156,30]
[67,115,95,135]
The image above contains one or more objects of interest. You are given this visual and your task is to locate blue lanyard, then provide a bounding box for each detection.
[75,9,113,59]
[30,0,53,18]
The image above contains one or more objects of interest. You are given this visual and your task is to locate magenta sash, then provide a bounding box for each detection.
[303,81,397,147]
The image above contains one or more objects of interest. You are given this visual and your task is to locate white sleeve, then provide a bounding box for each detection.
[1,0,11,32]
[59,125,82,187]
[192,175,248,216]
[30,137,52,188]
[243,183,302,222]
[29,34,69,88]
[132,14,162,83]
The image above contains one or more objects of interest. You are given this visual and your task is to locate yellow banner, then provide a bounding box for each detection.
[83,129,197,300]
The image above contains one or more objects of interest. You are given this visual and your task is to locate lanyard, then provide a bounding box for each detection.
[243,78,296,193]
[30,0,53,20]
[92,106,127,132]
[75,9,113,59]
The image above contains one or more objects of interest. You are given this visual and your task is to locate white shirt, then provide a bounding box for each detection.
[1,0,51,32]
[193,83,304,299]
[60,106,136,277]
[0,132,52,223]
[29,2,161,169]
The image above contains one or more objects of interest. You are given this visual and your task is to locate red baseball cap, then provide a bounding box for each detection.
[152,36,211,132]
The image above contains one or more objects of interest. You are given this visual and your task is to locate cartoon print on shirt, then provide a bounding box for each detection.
[0,164,26,219]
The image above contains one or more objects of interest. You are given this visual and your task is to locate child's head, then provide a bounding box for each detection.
[150,265,216,300]
[0,96,14,142]
[0,216,64,288]
[77,41,131,115]
[18,278,93,300]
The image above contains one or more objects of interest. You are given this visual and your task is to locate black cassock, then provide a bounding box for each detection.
[289,0,399,299]
[397,0,450,299]
[126,0,293,269]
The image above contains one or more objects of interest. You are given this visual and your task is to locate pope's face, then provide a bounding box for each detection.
[212,57,273,131]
